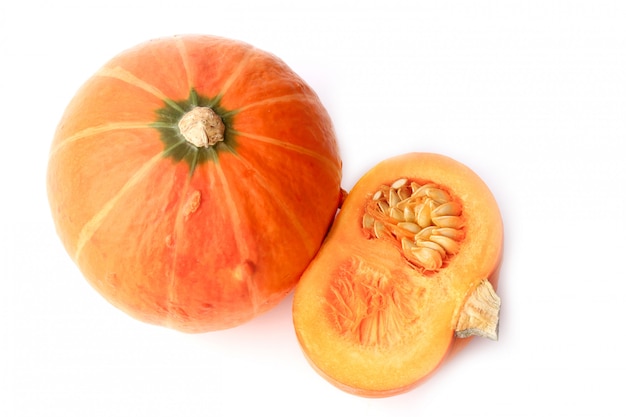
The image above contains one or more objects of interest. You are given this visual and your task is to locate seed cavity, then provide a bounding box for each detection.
[364,178,465,271]
[326,256,422,347]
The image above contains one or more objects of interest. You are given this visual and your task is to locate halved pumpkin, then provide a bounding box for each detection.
[292,152,503,397]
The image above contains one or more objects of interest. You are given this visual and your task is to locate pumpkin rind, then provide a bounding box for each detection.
[292,152,503,397]
[47,35,342,332]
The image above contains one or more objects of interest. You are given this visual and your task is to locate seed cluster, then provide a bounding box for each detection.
[362,178,465,271]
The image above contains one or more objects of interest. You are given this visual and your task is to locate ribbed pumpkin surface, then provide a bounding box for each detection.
[47,35,342,332]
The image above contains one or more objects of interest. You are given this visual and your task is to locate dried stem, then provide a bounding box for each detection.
[178,107,225,147]
[455,280,501,341]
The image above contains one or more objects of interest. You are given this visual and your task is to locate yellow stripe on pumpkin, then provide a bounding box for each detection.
[74,151,165,261]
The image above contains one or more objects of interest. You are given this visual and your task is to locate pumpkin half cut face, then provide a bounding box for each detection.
[293,152,503,397]
[47,35,342,332]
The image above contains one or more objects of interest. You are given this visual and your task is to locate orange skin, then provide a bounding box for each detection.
[293,153,503,397]
[47,35,342,332]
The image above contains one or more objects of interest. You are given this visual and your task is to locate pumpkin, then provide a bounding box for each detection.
[47,35,342,333]
[292,153,503,397]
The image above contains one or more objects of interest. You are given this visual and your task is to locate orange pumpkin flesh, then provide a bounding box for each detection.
[292,153,503,397]
[47,35,342,333]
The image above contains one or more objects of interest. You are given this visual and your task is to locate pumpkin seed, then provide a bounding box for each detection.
[432,227,465,240]
[431,201,462,217]
[425,187,451,204]
[416,202,432,228]
[398,222,421,233]
[362,213,375,229]
[415,240,446,257]
[403,206,415,222]
[416,226,436,240]
[391,178,408,189]
[410,247,443,270]
[432,215,464,229]
[389,207,404,221]
[398,186,412,201]
[388,189,401,207]
[429,235,460,254]
[377,201,390,213]
[401,237,417,253]
[374,220,386,239]
[414,183,438,197]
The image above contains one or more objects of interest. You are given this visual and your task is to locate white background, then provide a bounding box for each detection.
[2,1,625,416]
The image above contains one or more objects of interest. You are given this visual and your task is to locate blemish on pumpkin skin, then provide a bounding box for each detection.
[183,190,201,219]
[104,272,119,289]
[234,260,256,281]
[234,259,262,311]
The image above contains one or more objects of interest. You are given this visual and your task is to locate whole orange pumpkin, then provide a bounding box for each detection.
[47,35,342,332]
